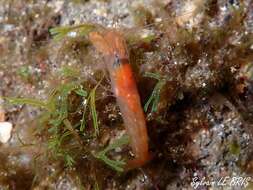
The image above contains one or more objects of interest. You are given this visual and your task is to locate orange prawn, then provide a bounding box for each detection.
[89,30,151,169]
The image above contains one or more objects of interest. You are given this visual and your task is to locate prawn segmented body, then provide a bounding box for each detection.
[89,30,150,169]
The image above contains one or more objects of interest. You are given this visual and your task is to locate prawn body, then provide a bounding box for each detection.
[89,30,150,169]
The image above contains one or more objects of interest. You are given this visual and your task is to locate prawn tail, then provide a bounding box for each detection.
[125,152,153,171]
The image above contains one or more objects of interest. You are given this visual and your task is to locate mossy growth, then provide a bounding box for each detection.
[143,72,167,113]
[4,66,128,171]
[94,135,129,172]
[49,24,98,41]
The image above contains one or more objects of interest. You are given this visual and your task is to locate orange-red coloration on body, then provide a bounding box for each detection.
[89,30,150,169]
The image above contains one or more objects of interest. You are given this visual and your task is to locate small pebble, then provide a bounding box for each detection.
[0,122,13,143]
